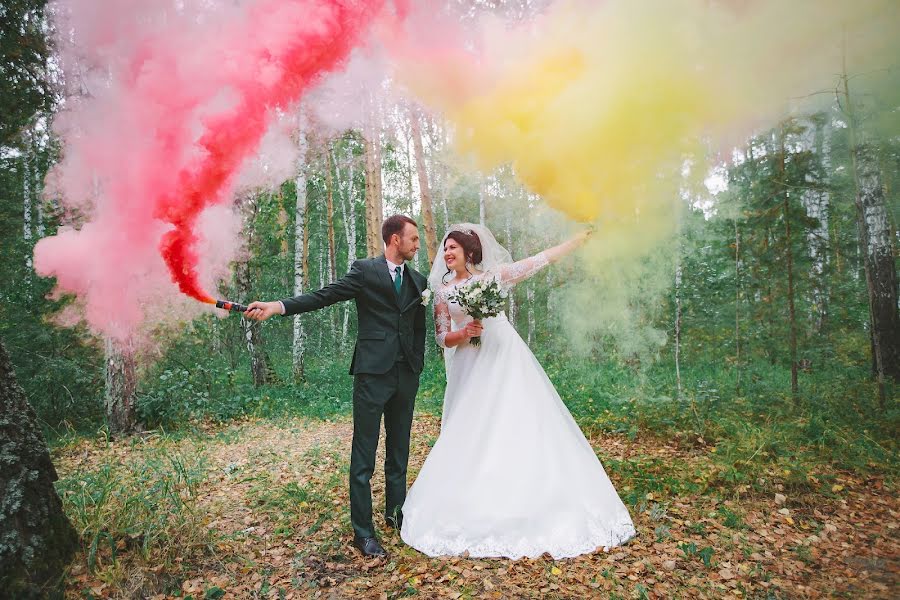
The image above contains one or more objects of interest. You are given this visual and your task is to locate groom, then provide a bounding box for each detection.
[246,215,427,558]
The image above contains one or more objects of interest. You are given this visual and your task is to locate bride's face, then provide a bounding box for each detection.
[444,239,466,274]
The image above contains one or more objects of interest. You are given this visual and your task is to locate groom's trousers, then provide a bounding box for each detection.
[350,360,419,539]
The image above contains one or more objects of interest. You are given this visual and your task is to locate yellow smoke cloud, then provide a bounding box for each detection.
[395,0,898,224]
[389,0,897,357]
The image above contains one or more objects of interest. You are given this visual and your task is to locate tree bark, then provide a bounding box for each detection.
[336,143,359,345]
[804,114,831,333]
[292,138,310,382]
[104,337,137,435]
[0,339,78,599]
[410,106,439,264]
[236,195,274,387]
[364,100,384,257]
[364,133,384,256]
[479,179,487,226]
[843,70,900,404]
[325,146,338,283]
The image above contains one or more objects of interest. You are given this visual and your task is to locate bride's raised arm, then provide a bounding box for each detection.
[496,228,592,286]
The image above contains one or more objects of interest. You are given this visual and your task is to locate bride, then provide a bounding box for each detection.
[400,223,636,560]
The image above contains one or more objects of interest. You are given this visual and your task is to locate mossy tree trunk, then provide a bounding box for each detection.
[0,339,78,598]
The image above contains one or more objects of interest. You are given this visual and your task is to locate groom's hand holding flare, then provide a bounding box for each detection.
[244,300,283,321]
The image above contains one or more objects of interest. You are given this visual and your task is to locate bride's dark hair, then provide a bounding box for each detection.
[442,229,483,284]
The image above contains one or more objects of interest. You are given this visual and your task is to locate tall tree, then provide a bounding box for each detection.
[291,135,310,382]
[0,0,54,145]
[363,126,384,257]
[842,68,900,401]
[236,194,274,386]
[0,338,78,598]
[410,106,439,263]
[325,146,338,283]
[335,140,359,344]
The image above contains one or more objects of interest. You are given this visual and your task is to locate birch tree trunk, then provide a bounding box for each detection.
[803,115,831,333]
[325,147,337,283]
[843,69,900,404]
[236,195,274,387]
[104,336,137,435]
[335,144,358,344]
[0,340,78,598]
[526,279,536,346]
[23,143,34,298]
[410,106,439,264]
[505,207,517,325]
[479,179,487,226]
[292,139,310,382]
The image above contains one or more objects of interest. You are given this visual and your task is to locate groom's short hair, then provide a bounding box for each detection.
[382,214,418,244]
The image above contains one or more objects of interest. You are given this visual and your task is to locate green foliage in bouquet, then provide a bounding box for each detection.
[449,278,508,346]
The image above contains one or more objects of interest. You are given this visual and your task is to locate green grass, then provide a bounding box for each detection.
[56,437,213,574]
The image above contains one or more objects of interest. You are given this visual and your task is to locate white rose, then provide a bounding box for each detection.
[421,289,432,305]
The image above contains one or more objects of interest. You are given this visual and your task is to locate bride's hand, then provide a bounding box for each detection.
[576,225,595,243]
[464,320,483,339]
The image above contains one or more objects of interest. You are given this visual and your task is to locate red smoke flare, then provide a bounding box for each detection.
[154,0,386,303]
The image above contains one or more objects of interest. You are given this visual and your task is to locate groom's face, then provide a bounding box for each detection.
[395,223,420,261]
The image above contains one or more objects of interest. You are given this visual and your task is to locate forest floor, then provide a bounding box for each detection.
[55,413,897,599]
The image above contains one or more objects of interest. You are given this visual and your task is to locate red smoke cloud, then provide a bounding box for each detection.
[36,0,388,338]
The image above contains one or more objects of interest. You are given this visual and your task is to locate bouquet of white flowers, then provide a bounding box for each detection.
[449,277,507,346]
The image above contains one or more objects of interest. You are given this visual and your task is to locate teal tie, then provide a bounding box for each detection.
[393,266,402,296]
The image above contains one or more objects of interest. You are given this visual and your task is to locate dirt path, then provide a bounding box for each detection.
[56,414,897,599]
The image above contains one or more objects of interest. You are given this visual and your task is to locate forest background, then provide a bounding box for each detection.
[1,0,897,598]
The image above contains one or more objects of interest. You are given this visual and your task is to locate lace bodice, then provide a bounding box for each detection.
[434,251,549,348]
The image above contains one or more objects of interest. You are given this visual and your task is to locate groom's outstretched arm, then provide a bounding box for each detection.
[246,260,365,320]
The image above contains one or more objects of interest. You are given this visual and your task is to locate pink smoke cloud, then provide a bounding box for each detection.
[36,0,391,340]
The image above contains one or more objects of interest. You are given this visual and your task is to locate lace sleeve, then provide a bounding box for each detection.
[497,251,550,287]
[434,291,451,348]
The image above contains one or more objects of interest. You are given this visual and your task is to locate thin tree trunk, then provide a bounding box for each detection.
[843,65,900,404]
[806,115,831,333]
[526,279,535,346]
[410,106,439,264]
[292,141,309,382]
[779,127,800,400]
[104,336,137,435]
[479,179,487,226]
[0,340,78,598]
[325,147,337,283]
[336,144,358,345]
[364,99,384,257]
[506,207,517,325]
[23,150,33,279]
[237,195,273,387]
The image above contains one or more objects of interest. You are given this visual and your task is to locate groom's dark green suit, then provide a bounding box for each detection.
[280,255,427,539]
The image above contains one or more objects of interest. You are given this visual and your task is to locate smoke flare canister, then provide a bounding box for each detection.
[215,300,248,312]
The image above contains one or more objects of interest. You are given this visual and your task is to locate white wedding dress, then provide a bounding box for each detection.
[400,249,636,560]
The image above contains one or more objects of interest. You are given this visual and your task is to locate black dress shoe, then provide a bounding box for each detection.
[353,536,387,557]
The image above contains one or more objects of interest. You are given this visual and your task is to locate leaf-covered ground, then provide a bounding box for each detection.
[55,414,897,599]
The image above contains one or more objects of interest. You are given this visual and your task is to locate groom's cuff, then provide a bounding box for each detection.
[278,301,286,315]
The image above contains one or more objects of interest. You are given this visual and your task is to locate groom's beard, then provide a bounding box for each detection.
[402,248,418,262]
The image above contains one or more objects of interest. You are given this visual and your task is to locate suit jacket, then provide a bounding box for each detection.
[280,255,428,375]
